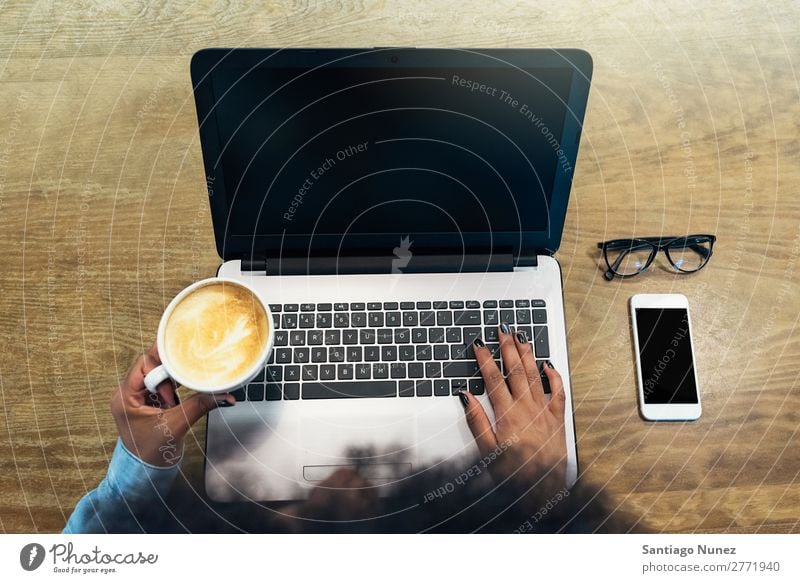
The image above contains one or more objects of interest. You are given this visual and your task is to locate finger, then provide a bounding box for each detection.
[459,390,498,457]
[167,392,234,440]
[498,324,529,400]
[544,362,567,419]
[472,338,512,413]
[513,330,546,407]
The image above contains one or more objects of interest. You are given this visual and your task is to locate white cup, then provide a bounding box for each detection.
[144,277,275,394]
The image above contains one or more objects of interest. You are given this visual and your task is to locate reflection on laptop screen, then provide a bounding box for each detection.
[207,64,575,239]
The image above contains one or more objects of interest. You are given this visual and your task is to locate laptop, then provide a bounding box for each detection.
[190,48,592,502]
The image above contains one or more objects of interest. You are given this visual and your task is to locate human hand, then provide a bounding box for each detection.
[110,343,235,467]
[460,324,567,504]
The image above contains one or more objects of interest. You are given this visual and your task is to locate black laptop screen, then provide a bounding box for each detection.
[206,63,575,245]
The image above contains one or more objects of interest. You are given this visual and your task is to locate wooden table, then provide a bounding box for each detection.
[1,0,798,533]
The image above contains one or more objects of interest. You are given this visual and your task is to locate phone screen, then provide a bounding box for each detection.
[635,308,698,404]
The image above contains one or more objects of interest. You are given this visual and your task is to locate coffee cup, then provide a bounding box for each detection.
[144,277,274,394]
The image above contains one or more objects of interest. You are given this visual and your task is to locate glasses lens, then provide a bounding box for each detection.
[666,238,713,272]
[605,242,654,277]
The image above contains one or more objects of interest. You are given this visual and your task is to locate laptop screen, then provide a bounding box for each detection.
[192,49,592,259]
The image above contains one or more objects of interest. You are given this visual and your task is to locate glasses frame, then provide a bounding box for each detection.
[597,234,716,280]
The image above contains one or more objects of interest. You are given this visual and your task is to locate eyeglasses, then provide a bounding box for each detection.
[597,234,716,280]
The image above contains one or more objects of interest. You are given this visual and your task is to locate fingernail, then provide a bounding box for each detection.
[500,323,510,335]
[457,390,469,409]
[216,400,234,408]
[545,360,554,369]
[473,337,485,348]
[516,331,528,343]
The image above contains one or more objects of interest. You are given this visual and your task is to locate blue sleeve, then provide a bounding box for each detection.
[63,438,182,533]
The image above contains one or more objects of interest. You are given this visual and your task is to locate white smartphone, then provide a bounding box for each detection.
[630,294,702,421]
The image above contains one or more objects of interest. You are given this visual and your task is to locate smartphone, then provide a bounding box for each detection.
[630,294,701,421]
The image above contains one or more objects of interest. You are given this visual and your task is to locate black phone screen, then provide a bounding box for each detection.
[635,308,698,404]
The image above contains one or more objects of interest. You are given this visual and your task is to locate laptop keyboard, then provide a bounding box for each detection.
[233,300,551,402]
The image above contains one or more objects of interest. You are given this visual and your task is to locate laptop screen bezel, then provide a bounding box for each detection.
[190,48,593,262]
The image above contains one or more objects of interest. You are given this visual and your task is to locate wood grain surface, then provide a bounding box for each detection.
[0,0,798,533]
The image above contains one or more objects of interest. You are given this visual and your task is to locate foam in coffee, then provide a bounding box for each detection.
[164,282,269,388]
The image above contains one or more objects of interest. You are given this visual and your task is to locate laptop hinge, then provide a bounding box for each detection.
[241,252,517,275]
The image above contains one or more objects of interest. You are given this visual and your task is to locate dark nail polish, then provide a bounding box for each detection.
[473,337,485,348]
[457,390,469,409]
[500,323,510,335]
[545,360,554,369]
[516,331,528,343]
[216,400,234,408]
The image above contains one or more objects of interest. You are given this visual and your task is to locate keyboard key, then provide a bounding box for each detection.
[468,378,485,395]
[356,364,371,379]
[351,302,365,311]
[302,365,318,381]
[320,364,336,380]
[275,330,288,346]
[449,300,464,309]
[429,327,445,343]
[299,314,314,328]
[342,330,359,344]
[434,379,450,396]
[484,326,499,341]
[454,310,481,325]
[425,362,442,378]
[285,366,301,381]
[533,309,547,324]
[484,310,499,325]
[532,299,546,307]
[463,327,482,344]
[275,348,292,363]
[416,301,432,309]
[269,303,282,313]
[537,361,552,394]
[252,367,266,382]
[451,343,474,360]
[436,311,453,326]
[419,311,436,326]
[300,381,398,399]
[399,380,415,397]
[442,361,479,378]
[377,329,393,344]
[246,384,264,401]
[300,303,315,312]
[412,328,427,343]
[515,299,530,308]
[290,330,305,345]
[416,380,433,397]
[368,313,384,327]
[381,345,398,361]
[284,304,299,312]
[386,312,401,326]
[416,345,432,360]
[334,302,349,311]
[482,300,498,308]
[329,346,345,362]
[311,347,326,362]
[282,314,298,329]
[402,312,419,326]
[351,312,367,327]
[400,301,415,310]
[266,383,282,401]
[433,301,448,309]
[308,330,324,345]
[325,330,341,345]
[231,388,246,401]
[533,326,550,358]
[499,300,514,308]
[318,303,332,311]
[338,364,354,379]
[395,328,411,343]
[367,302,382,310]
[283,383,300,400]
[383,302,398,310]
[294,348,310,363]
[518,326,533,341]
[373,363,389,379]
[359,329,376,344]
[408,363,424,378]
[451,378,468,392]
[266,367,282,382]
[347,347,362,362]
[399,345,415,361]
[334,313,350,328]
[433,345,450,360]
[364,346,380,361]
[516,310,532,324]
[500,310,515,324]
[446,327,462,342]
[466,300,480,309]
[391,363,407,379]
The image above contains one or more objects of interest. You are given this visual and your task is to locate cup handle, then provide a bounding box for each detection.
[144,365,170,393]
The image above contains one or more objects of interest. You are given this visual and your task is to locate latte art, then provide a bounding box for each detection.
[164,282,269,388]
